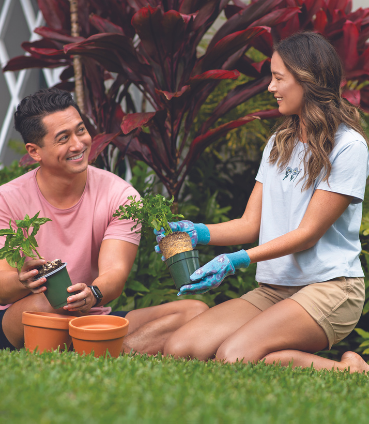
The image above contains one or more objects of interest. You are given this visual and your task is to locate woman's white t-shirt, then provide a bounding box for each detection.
[255,124,369,286]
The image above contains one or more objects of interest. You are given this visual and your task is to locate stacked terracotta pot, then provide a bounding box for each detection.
[22,312,129,358]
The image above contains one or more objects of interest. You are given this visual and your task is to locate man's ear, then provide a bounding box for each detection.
[25,143,42,162]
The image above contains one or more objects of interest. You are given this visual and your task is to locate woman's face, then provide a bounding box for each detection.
[268,52,304,117]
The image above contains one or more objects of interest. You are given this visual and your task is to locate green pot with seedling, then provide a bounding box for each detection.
[0,212,72,308]
[114,195,200,289]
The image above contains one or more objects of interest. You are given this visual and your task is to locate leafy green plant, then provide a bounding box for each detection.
[108,161,258,312]
[113,194,184,238]
[0,212,51,271]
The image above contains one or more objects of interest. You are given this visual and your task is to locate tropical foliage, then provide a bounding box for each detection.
[4,0,369,199]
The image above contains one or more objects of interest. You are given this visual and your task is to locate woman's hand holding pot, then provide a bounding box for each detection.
[64,283,94,313]
[178,250,250,295]
[154,220,210,259]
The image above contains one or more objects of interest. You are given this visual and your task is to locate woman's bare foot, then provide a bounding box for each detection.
[339,351,369,374]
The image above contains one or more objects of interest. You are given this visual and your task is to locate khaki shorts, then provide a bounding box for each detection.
[240,277,365,349]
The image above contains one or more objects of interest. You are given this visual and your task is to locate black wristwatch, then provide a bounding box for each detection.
[89,285,103,306]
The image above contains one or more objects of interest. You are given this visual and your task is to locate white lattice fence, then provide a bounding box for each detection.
[0,0,62,160]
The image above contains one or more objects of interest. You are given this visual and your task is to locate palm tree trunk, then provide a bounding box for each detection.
[69,0,84,114]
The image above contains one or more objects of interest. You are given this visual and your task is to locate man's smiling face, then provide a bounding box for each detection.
[30,106,92,176]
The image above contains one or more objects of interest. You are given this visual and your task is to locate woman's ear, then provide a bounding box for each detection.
[25,143,41,163]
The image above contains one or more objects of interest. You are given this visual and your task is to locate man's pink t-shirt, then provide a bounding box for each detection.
[0,165,141,314]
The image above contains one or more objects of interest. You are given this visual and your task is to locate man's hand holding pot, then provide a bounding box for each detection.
[64,283,95,313]
[18,258,47,294]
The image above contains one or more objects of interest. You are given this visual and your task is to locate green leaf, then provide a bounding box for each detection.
[12,250,21,264]
[355,328,369,339]
[29,211,40,224]
[28,235,38,248]
[17,256,25,272]
[9,233,23,248]
[0,229,15,236]
[362,300,369,315]
[33,218,52,226]
[21,239,34,257]
[126,280,150,292]
[31,224,40,237]
[224,290,239,299]
[5,251,16,268]
[16,217,29,228]
[150,219,161,232]
[0,247,8,259]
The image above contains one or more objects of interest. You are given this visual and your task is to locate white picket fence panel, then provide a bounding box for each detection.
[0,0,63,159]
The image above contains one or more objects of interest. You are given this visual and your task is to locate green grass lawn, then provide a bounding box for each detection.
[0,349,368,424]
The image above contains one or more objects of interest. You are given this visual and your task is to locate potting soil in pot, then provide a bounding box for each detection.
[35,259,63,278]
[159,232,193,259]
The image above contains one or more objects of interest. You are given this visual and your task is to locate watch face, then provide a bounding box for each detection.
[92,286,103,299]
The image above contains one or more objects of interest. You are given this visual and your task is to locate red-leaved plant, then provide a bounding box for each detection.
[3,0,369,199]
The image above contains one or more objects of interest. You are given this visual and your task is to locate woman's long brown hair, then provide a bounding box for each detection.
[269,32,368,190]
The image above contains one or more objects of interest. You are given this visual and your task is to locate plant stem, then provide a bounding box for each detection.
[30,243,42,259]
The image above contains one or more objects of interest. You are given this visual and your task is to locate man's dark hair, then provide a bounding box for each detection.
[14,88,82,146]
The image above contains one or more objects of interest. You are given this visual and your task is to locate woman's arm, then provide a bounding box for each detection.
[206,182,263,246]
[246,189,353,263]
[178,188,353,295]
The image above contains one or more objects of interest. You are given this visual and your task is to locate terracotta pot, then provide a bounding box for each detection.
[22,311,74,353]
[69,315,129,358]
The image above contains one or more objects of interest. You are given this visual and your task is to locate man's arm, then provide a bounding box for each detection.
[64,239,138,312]
[0,258,47,305]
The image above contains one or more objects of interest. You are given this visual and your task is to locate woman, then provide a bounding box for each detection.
[156,32,369,373]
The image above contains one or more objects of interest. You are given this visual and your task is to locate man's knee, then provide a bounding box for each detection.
[17,293,55,313]
[31,294,55,312]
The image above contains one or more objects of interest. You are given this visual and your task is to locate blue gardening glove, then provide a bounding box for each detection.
[154,220,210,259]
[178,250,251,295]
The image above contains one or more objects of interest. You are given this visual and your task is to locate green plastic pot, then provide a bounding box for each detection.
[43,263,72,309]
[165,250,200,290]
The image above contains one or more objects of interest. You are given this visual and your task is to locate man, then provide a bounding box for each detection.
[0,88,208,352]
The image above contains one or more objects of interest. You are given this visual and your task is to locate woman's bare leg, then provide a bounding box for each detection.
[164,298,262,360]
[263,350,369,373]
[122,300,209,354]
[215,299,369,374]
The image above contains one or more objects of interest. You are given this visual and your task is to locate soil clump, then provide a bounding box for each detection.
[35,259,63,278]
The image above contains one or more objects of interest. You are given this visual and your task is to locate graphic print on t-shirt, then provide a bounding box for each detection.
[283,166,301,182]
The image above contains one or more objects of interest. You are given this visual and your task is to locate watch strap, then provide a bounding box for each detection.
[90,285,103,306]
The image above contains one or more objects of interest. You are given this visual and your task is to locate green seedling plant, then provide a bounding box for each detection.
[0,212,51,271]
[114,194,183,238]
